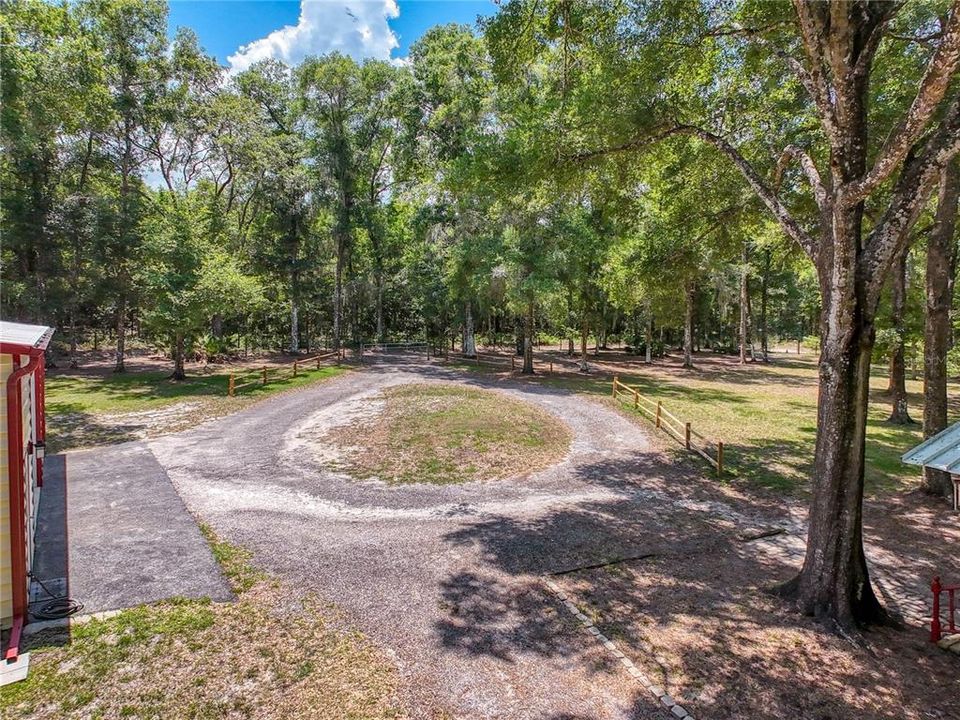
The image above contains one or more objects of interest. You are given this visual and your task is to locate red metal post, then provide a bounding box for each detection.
[932,576,942,642]
[950,587,956,635]
[5,353,42,662]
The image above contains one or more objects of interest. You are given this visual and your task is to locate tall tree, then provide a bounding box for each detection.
[924,160,959,496]
[86,0,168,371]
[488,0,960,629]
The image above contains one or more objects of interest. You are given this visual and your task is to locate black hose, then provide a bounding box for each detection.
[27,573,83,620]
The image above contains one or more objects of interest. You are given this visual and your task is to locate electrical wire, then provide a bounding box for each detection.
[27,573,83,620]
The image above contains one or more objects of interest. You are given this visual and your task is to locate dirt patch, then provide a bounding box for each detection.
[317,383,572,484]
[553,543,959,720]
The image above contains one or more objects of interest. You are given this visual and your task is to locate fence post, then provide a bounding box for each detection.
[717,440,724,477]
[932,576,942,642]
[655,401,662,428]
[293,360,298,377]
[549,361,553,374]
[512,355,516,371]
[317,355,321,369]
[262,367,268,386]
[612,375,618,398]
[228,374,235,397]
[685,422,691,449]
[633,389,639,409]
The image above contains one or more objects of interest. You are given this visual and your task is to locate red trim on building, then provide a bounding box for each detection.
[4,352,42,664]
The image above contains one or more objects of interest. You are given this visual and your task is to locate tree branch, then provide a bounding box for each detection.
[846,1,960,204]
[680,126,819,260]
[862,92,960,307]
[791,0,841,148]
[774,144,828,208]
[568,124,819,258]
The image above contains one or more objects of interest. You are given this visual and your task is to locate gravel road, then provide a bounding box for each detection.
[145,359,744,719]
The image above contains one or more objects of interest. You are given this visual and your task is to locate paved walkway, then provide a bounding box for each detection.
[33,442,232,616]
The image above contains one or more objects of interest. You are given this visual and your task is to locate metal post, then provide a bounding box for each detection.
[950,587,957,635]
[932,576,942,642]
[228,375,235,397]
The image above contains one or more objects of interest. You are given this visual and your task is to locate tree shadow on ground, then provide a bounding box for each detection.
[434,449,960,720]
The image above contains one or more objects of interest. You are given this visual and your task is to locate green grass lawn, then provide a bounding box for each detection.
[46,364,347,453]
[454,350,942,497]
[571,354,940,496]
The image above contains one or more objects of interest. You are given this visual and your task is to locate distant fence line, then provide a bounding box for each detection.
[611,376,724,477]
[227,350,342,396]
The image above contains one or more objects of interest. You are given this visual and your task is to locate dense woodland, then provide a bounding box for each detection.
[3,0,960,630]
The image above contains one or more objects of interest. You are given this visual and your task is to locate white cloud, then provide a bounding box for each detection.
[227,0,400,74]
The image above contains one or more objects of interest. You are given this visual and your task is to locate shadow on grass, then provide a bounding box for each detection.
[434,451,959,720]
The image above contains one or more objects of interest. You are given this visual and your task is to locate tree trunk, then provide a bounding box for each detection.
[760,248,770,362]
[289,300,299,354]
[886,250,914,424]
[923,161,958,496]
[463,301,477,357]
[171,333,186,380]
[599,298,608,349]
[782,302,885,629]
[740,242,750,364]
[114,292,126,373]
[376,272,385,344]
[579,317,589,373]
[645,307,653,364]
[683,281,695,369]
[332,250,343,351]
[69,310,79,369]
[522,300,534,374]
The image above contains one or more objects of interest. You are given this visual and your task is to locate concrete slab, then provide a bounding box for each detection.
[31,443,232,617]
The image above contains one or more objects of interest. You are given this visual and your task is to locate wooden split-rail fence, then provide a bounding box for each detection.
[227,349,342,396]
[611,375,724,476]
[467,352,554,375]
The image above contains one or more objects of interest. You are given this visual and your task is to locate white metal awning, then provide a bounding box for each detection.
[0,321,54,351]
[902,422,960,474]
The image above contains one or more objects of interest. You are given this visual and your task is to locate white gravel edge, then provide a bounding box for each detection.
[542,578,695,720]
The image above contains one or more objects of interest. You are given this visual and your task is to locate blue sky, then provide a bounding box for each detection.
[167,1,497,70]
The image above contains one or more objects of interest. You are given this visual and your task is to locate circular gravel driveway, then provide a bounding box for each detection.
[148,359,714,719]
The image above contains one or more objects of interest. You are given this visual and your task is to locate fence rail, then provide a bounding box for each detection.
[227,350,342,396]
[611,375,724,476]
[468,351,554,375]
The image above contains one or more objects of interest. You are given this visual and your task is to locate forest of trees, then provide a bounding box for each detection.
[3,0,959,631]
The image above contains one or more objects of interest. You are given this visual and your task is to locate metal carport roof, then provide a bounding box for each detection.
[902,421,960,473]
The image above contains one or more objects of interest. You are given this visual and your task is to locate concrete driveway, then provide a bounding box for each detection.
[32,443,232,619]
